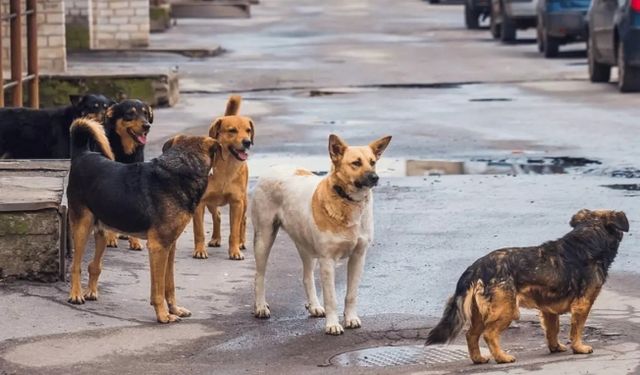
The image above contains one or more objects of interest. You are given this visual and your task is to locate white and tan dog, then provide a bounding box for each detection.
[251,134,391,335]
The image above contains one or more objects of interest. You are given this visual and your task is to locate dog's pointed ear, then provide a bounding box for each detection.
[607,211,629,232]
[369,136,392,160]
[69,94,83,107]
[105,105,115,122]
[209,118,223,139]
[145,104,154,124]
[162,135,180,153]
[249,120,255,145]
[570,209,591,228]
[328,134,348,164]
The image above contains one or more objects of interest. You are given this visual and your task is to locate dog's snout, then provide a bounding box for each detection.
[142,123,151,132]
[368,172,379,184]
[242,138,252,149]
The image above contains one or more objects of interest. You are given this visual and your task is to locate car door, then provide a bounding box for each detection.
[592,0,619,63]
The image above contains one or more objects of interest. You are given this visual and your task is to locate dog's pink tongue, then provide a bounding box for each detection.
[137,134,147,145]
[236,150,248,161]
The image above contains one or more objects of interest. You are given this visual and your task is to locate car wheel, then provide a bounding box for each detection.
[490,5,501,39]
[588,36,611,83]
[500,11,517,42]
[618,41,640,92]
[465,1,480,29]
[543,33,559,58]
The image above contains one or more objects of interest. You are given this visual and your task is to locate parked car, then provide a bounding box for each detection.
[536,0,590,57]
[465,0,491,29]
[490,0,538,42]
[588,0,640,91]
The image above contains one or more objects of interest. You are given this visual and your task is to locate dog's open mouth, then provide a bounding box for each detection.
[128,128,148,145]
[229,146,249,161]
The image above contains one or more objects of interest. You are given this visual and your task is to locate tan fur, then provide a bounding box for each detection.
[114,118,147,155]
[311,178,365,235]
[70,118,115,160]
[192,95,254,260]
[294,168,314,176]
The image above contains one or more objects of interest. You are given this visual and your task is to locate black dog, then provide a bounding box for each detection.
[0,94,114,159]
[66,118,220,323]
[101,99,154,249]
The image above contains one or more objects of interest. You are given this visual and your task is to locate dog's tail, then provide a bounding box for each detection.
[425,267,480,345]
[70,117,114,161]
[225,95,242,116]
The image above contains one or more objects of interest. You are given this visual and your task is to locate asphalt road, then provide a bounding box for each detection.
[2,0,640,374]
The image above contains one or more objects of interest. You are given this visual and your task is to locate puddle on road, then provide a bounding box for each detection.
[248,156,600,178]
[602,184,640,197]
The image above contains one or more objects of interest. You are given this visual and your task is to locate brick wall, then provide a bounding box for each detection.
[65,0,90,50]
[1,0,67,73]
[90,0,150,49]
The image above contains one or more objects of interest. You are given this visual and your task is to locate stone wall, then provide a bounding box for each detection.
[65,0,90,50]
[91,0,150,49]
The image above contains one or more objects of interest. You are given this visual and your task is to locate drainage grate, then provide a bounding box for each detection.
[330,345,475,367]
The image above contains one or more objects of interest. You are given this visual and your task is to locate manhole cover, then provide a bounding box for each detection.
[330,345,479,367]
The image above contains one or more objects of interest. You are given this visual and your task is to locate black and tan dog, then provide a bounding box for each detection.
[426,209,629,364]
[0,94,114,159]
[192,95,253,260]
[67,118,221,323]
[102,99,154,250]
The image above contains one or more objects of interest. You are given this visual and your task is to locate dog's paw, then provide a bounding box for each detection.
[208,239,221,247]
[229,251,245,260]
[193,248,209,259]
[255,303,271,319]
[83,289,98,301]
[471,356,490,364]
[549,343,568,353]
[572,344,593,354]
[325,322,345,336]
[494,353,516,364]
[344,316,362,329]
[68,293,85,304]
[128,238,143,251]
[106,237,118,248]
[169,305,192,318]
[157,313,181,324]
[305,304,325,317]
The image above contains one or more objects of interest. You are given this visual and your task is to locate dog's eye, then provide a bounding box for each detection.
[94,103,99,108]
[246,128,252,133]
[351,160,362,167]
[229,128,238,133]
[370,159,376,166]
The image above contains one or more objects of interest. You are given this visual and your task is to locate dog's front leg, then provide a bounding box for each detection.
[165,242,191,318]
[344,246,367,329]
[228,199,245,260]
[319,258,343,335]
[192,202,209,259]
[570,296,597,354]
[148,238,177,323]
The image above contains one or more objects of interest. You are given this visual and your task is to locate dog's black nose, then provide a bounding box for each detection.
[367,172,379,185]
[242,139,252,149]
[142,123,151,132]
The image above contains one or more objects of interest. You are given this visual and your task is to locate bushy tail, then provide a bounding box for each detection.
[70,118,114,160]
[225,95,242,116]
[425,269,477,345]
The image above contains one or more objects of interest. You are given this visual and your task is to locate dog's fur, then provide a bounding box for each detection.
[102,99,154,250]
[251,134,391,334]
[0,94,114,159]
[425,209,629,364]
[192,95,253,260]
[66,118,220,323]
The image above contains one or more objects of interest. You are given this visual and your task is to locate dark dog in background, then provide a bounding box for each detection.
[102,99,154,250]
[426,209,628,364]
[66,118,221,323]
[0,94,114,159]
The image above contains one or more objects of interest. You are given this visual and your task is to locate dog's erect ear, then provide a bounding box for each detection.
[369,136,392,160]
[162,136,178,153]
[69,94,84,107]
[249,120,255,145]
[328,134,348,164]
[209,118,223,139]
[145,104,154,124]
[105,105,115,122]
[607,211,629,232]
[570,209,591,228]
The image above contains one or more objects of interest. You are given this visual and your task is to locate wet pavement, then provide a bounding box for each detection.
[2,0,640,374]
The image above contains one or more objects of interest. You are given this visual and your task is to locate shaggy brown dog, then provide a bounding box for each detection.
[67,118,220,323]
[192,95,253,260]
[426,209,629,364]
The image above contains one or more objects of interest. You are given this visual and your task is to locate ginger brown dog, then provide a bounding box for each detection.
[425,209,629,364]
[192,95,253,260]
[67,118,220,323]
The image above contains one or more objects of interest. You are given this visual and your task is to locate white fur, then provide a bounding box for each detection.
[251,166,373,334]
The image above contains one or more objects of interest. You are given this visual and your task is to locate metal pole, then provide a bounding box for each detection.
[26,0,38,108]
[0,4,4,108]
[10,0,22,107]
